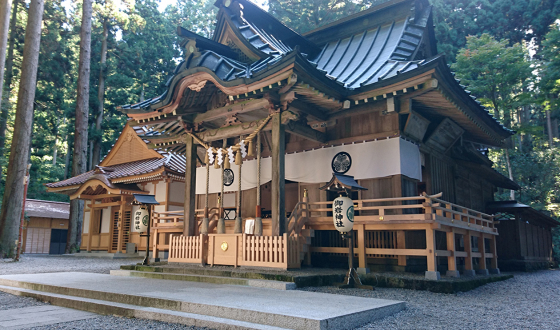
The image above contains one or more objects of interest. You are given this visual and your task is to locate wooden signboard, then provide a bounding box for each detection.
[403,111,430,142]
[425,118,464,152]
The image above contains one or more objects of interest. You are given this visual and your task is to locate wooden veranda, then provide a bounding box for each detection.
[149,192,499,277]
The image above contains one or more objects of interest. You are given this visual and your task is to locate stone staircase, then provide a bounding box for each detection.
[0,272,405,330]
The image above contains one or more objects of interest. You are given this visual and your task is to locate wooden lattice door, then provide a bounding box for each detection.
[110,206,120,253]
[121,208,131,252]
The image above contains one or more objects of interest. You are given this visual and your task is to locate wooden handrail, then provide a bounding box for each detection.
[302,192,496,231]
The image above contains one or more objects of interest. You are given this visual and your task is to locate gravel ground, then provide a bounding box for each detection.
[301,269,560,329]
[28,315,209,330]
[0,255,139,275]
[2,256,559,329]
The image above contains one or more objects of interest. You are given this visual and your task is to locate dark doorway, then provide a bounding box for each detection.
[49,229,68,255]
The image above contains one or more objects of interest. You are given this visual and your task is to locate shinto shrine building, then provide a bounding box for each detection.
[47,0,557,277]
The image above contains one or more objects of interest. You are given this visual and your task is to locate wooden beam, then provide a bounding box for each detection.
[288,99,328,121]
[285,120,326,143]
[191,98,270,123]
[184,135,197,236]
[197,111,298,142]
[129,115,181,126]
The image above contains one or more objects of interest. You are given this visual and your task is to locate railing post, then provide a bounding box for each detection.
[396,230,407,267]
[477,233,488,275]
[425,228,440,280]
[423,196,433,220]
[463,231,475,276]
[356,224,369,274]
[488,234,500,274]
[445,203,452,219]
[446,229,459,277]
[152,228,159,262]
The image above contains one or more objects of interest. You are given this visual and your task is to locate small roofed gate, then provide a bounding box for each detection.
[168,233,300,269]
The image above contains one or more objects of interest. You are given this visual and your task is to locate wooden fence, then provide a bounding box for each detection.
[241,233,300,269]
[168,234,205,264]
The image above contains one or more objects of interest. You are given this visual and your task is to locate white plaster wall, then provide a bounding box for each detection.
[169,181,185,203]
[155,181,166,202]
[153,205,166,213]
[145,182,155,195]
[168,205,183,212]
[83,211,90,234]
[101,208,111,233]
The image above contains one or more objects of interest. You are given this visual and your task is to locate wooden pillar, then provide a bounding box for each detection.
[463,231,475,276]
[446,230,459,277]
[396,231,407,266]
[87,206,95,252]
[477,232,488,274]
[152,228,158,261]
[116,196,125,253]
[356,224,368,272]
[426,228,437,272]
[271,113,285,236]
[489,234,499,272]
[183,135,197,236]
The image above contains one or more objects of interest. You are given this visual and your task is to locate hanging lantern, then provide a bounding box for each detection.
[332,196,354,233]
[133,207,150,233]
[235,150,242,165]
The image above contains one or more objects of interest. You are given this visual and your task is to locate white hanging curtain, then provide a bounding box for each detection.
[195,137,421,194]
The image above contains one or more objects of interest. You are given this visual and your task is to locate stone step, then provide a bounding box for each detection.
[124,265,301,282]
[110,269,297,290]
[0,285,288,330]
[0,272,405,330]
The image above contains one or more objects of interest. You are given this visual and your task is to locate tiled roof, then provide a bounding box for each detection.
[25,199,69,219]
[46,155,186,189]
[118,0,513,141]
[312,16,428,89]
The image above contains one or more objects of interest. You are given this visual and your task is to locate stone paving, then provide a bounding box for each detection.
[0,305,95,329]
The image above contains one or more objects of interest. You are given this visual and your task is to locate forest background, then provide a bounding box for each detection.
[0,0,559,259]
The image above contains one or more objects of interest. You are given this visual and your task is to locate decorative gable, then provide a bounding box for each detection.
[100,124,163,167]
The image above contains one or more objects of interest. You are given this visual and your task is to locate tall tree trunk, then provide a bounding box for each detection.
[505,148,515,200]
[0,0,15,180]
[67,0,93,254]
[92,18,108,167]
[64,129,71,180]
[546,109,554,148]
[52,117,59,165]
[0,0,44,258]
[0,0,12,106]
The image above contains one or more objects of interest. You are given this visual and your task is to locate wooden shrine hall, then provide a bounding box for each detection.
[48,0,541,279]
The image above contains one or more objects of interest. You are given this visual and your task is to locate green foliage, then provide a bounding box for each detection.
[452,34,533,128]
[540,21,560,111]
[431,0,560,61]
[268,0,366,33]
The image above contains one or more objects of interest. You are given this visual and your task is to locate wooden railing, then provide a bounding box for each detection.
[304,192,496,233]
[168,234,205,263]
[240,233,300,269]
